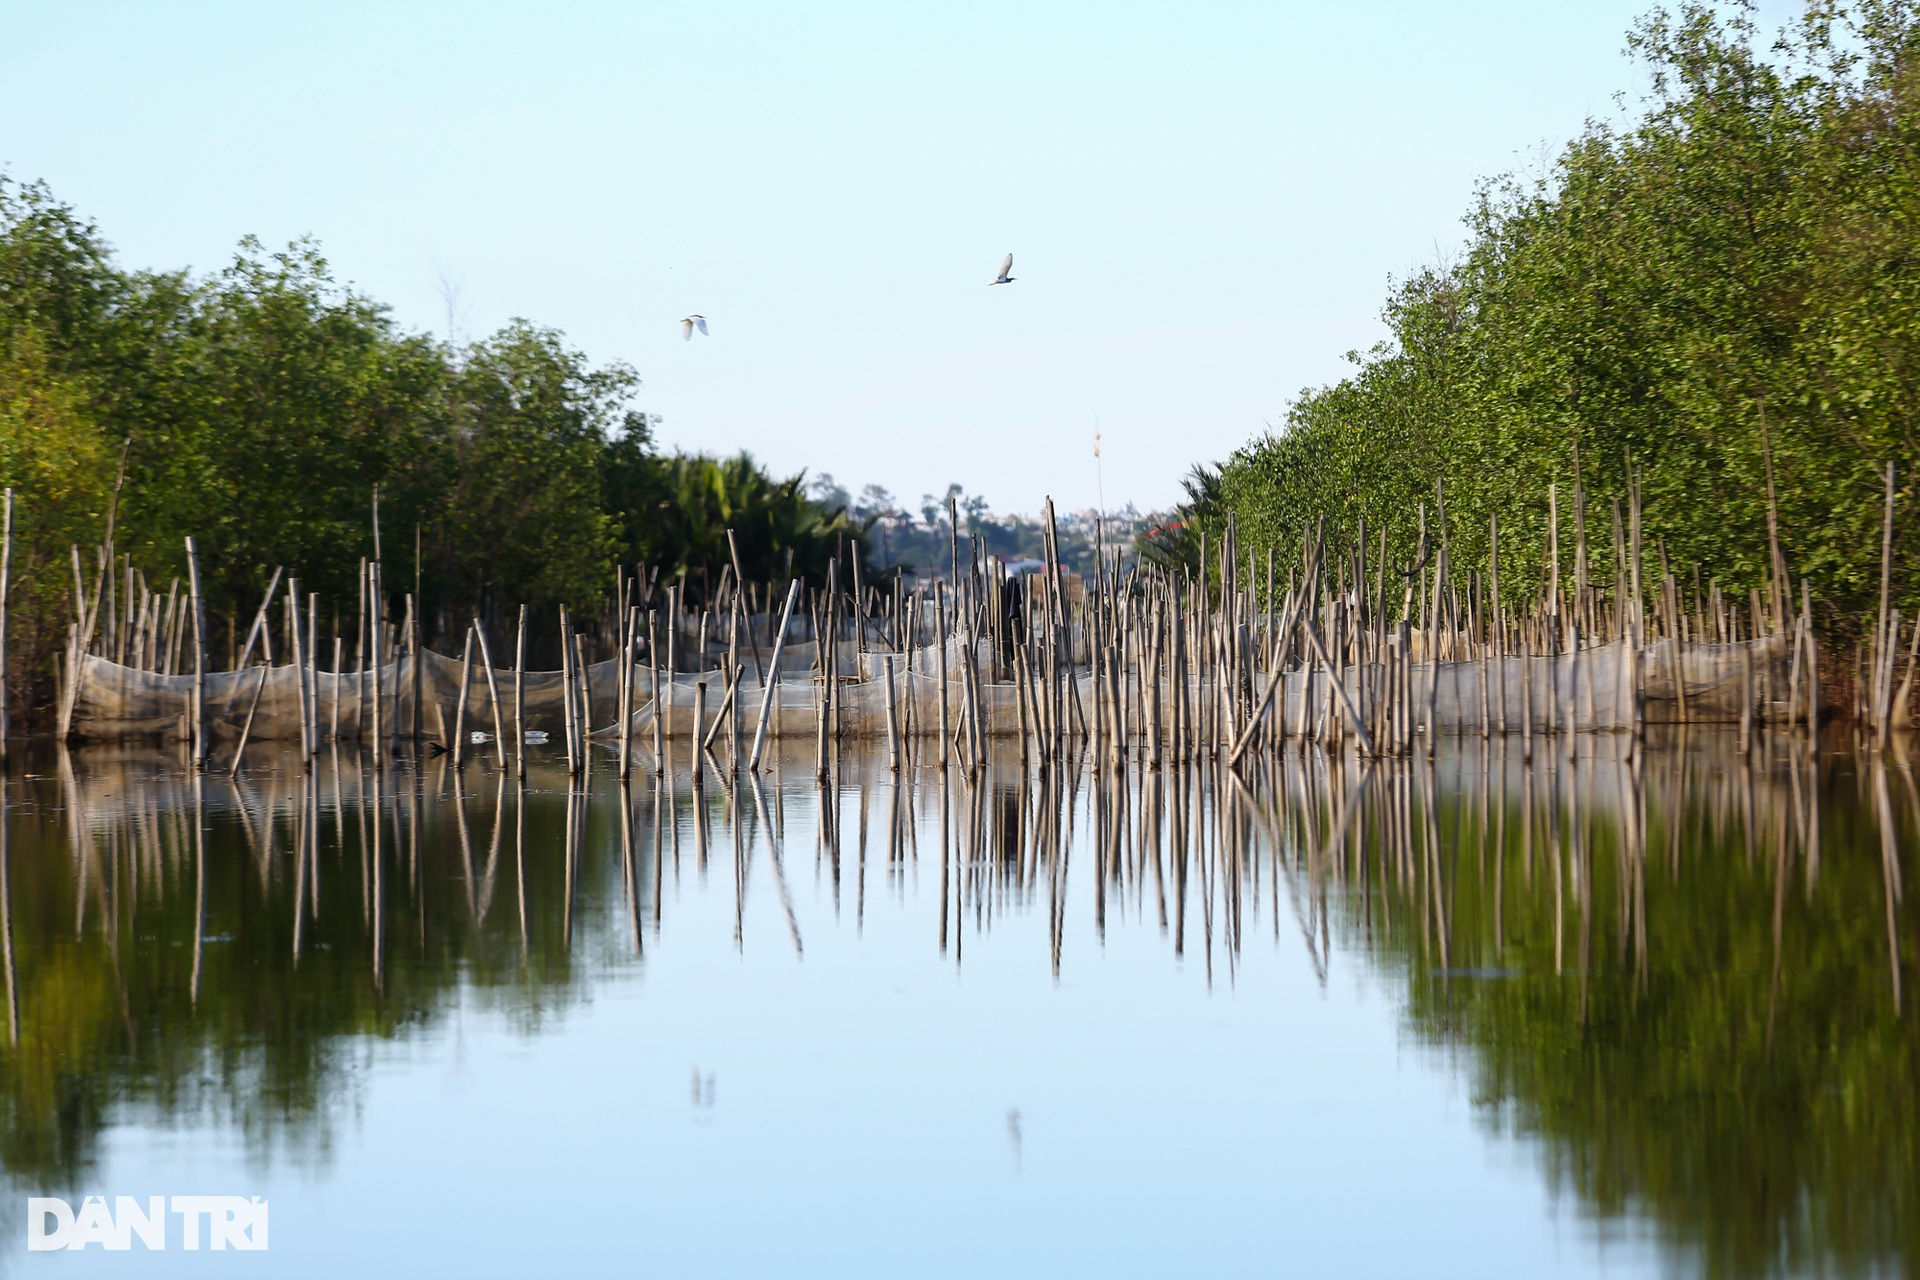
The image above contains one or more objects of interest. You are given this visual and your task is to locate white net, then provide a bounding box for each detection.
[66,632,1786,744]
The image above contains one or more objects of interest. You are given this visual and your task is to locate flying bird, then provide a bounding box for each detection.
[681,314,709,340]
[989,254,1015,285]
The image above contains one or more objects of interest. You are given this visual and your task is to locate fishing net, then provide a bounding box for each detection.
[1274,634,1791,733]
[65,632,1787,745]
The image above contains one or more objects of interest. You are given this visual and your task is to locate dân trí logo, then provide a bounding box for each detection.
[26,1196,268,1251]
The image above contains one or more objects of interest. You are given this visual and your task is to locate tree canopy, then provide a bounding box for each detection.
[1188,2,1920,631]
[0,180,870,723]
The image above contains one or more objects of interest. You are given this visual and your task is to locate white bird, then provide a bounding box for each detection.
[681,314,709,340]
[989,254,1015,285]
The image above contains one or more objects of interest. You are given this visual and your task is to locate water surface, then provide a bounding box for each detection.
[0,734,1913,1277]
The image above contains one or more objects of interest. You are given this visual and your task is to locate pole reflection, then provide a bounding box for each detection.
[0,732,1910,1277]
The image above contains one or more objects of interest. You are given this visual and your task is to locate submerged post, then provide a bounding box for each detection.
[408,592,423,742]
[620,604,636,777]
[473,616,508,770]
[883,654,902,772]
[514,604,528,780]
[370,561,384,765]
[452,626,475,769]
[648,610,664,773]
[186,536,209,767]
[288,582,313,767]
[747,579,802,772]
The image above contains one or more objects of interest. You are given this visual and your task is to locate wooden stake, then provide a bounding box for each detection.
[289,584,313,767]
[560,606,578,774]
[692,679,707,781]
[620,604,637,776]
[514,604,527,780]
[186,536,209,767]
[452,627,475,768]
[937,589,952,767]
[370,561,384,764]
[228,663,270,778]
[883,655,902,772]
[649,610,664,772]
[747,579,802,772]
[472,615,507,770]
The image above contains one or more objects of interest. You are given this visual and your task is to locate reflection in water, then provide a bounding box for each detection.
[0,734,1914,1277]
[1310,736,1916,1280]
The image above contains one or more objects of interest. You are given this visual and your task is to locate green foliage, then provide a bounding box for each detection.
[0,177,868,723]
[1350,748,1920,1278]
[1135,463,1222,574]
[1207,3,1920,630]
[0,767,611,1188]
[441,320,631,616]
[118,239,456,612]
[0,326,115,708]
[605,449,872,597]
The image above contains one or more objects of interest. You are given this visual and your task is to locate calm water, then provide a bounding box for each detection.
[0,734,1913,1277]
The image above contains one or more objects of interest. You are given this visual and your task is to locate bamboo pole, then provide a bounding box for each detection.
[307,592,321,751]
[1301,609,1375,757]
[560,606,578,774]
[692,679,707,782]
[186,536,209,767]
[620,604,636,776]
[223,566,284,718]
[963,622,986,771]
[227,663,271,778]
[331,636,343,743]
[665,585,679,684]
[574,632,594,771]
[354,559,367,741]
[883,655,902,772]
[408,592,423,742]
[1519,614,1534,759]
[937,588,952,767]
[452,627,475,768]
[814,597,832,779]
[514,605,527,780]
[289,586,313,767]
[370,561,384,764]
[728,530,767,685]
[702,661,743,754]
[473,616,507,770]
[747,580,802,772]
[648,610,664,773]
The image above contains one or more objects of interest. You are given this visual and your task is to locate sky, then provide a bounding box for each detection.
[1,0,1803,518]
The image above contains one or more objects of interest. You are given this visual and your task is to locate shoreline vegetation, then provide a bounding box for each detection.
[0,179,1149,730]
[1155,3,1920,667]
[0,179,862,724]
[13,3,1920,742]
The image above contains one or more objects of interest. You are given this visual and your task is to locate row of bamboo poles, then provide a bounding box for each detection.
[18,467,1920,779]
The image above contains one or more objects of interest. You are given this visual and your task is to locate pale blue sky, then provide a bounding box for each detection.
[1,1,1799,516]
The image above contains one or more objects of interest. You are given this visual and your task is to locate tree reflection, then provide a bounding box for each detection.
[0,735,1912,1278]
[0,748,635,1188]
[1311,735,1918,1280]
